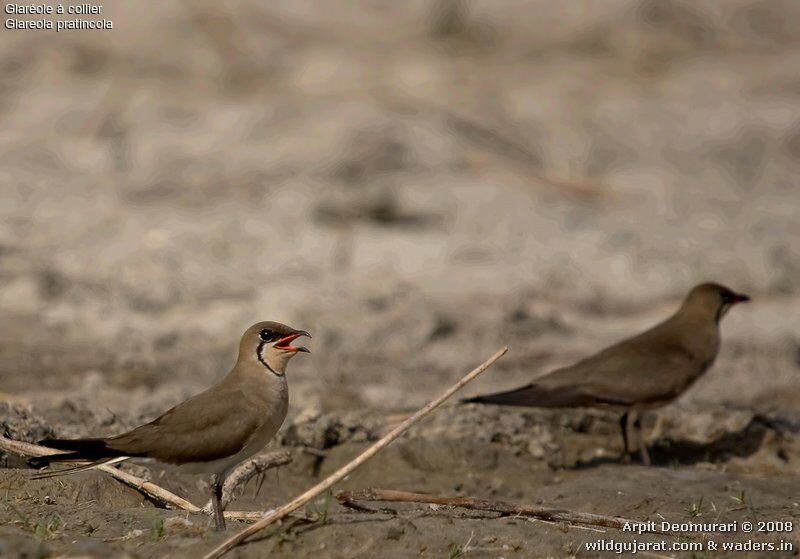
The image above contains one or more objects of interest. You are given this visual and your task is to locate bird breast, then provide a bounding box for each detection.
[240,374,289,452]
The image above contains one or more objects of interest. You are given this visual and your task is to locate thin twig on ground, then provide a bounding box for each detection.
[215,451,292,510]
[1,436,201,512]
[203,346,509,559]
[336,488,660,533]
[377,92,610,200]
[0,436,290,521]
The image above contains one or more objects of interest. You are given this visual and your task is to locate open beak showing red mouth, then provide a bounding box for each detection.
[275,330,311,353]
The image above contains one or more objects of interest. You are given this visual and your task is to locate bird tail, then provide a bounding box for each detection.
[29,456,128,479]
[462,383,589,408]
[27,438,128,475]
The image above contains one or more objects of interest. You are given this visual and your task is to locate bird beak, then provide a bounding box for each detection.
[732,293,750,304]
[275,330,312,353]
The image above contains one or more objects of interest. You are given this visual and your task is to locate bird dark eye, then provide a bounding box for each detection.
[259,329,274,341]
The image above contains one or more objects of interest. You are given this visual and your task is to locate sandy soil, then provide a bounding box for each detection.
[1,1,800,557]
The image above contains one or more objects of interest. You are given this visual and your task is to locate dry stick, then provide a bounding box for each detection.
[215,451,292,510]
[0,436,289,521]
[336,488,656,533]
[204,346,509,559]
[376,92,608,200]
[0,436,200,512]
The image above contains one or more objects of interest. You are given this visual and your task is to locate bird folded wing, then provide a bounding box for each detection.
[105,388,261,465]
[542,344,700,407]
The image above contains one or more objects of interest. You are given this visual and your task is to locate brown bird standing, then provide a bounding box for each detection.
[463,283,749,465]
[28,321,310,530]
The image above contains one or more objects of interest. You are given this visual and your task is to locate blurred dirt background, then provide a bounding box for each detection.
[1,1,800,557]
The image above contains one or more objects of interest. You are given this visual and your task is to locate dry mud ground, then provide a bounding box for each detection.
[2,0,800,557]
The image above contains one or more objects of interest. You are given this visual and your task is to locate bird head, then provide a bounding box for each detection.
[682,283,750,324]
[239,321,311,375]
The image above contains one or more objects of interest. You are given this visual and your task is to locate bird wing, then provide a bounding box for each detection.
[462,381,597,407]
[104,384,263,465]
[466,327,706,408]
[535,338,701,407]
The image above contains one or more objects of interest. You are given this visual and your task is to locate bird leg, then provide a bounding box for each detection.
[211,474,226,531]
[631,412,651,466]
[647,412,664,445]
[619,411,631,463]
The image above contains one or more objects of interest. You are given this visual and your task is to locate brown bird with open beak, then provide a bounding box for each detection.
[464,283,750,465]
[28,321,310,531]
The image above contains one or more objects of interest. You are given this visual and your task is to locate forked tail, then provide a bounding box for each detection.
[27,438,129,478]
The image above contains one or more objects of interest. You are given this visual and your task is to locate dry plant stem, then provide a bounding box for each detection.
[376,92,607,199]
[0,436,289,520]
[216,451,292,509]
[1,436,199,511]
[203,346,509,559]
[336,488,656,533]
